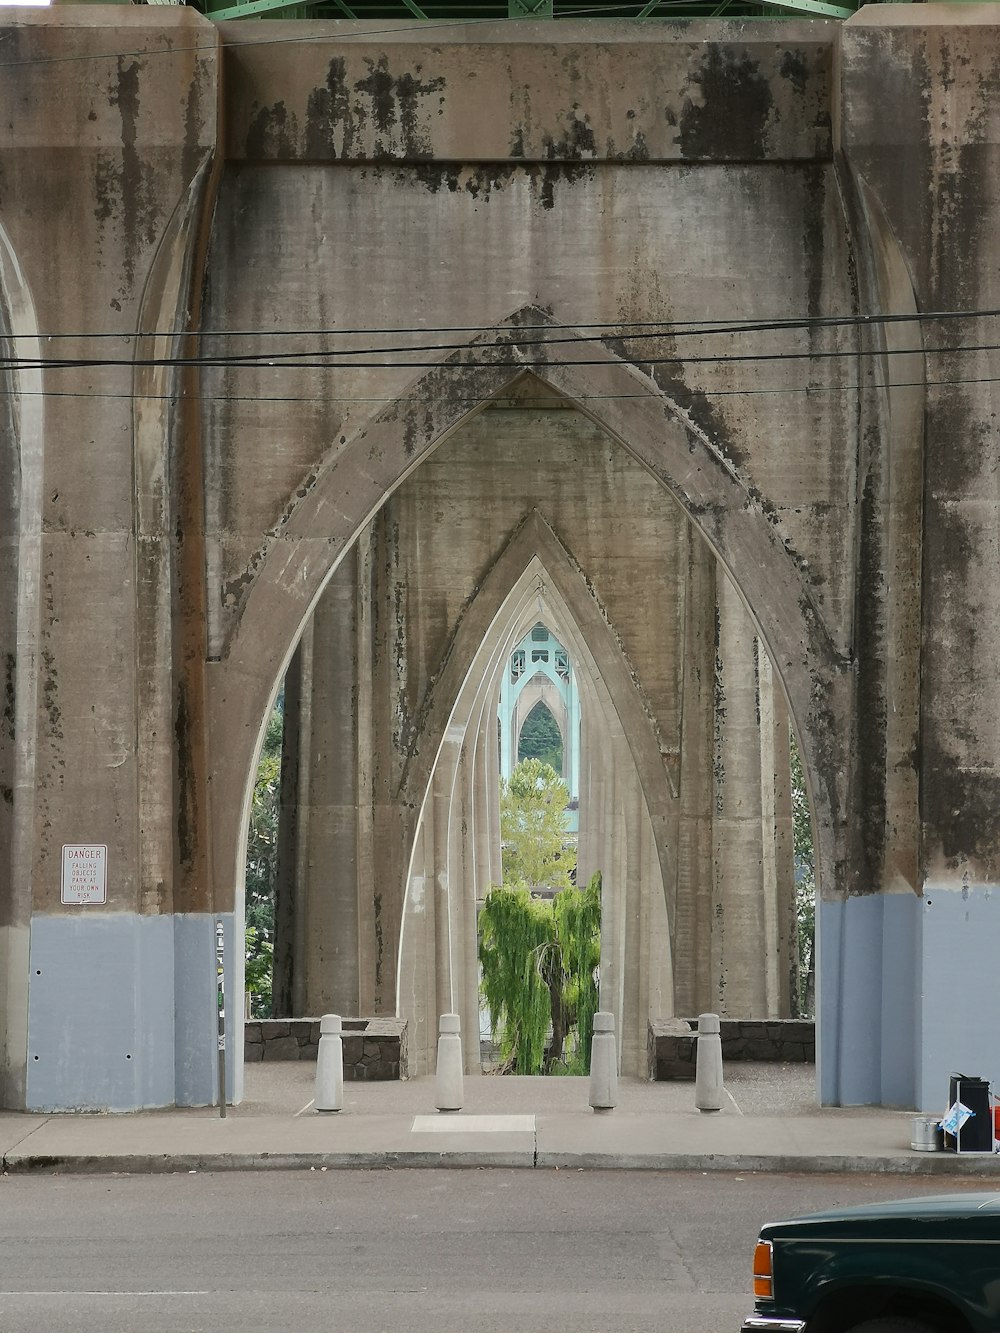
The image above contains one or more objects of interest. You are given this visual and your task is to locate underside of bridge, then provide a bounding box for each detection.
[269,385,799,1076]
[2,4,999,1115]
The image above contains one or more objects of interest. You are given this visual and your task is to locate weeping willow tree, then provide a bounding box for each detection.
[552,871,601,1071]
[479,871,602,1075]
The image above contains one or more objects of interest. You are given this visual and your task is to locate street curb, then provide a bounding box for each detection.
[5,1149,1000,1176]
[536,1151,1000,1175]
[1,1150,538,1175]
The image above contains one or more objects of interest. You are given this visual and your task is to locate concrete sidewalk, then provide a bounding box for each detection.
[2,1064,998,1177]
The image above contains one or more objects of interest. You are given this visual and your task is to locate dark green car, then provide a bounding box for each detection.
[741,1192,1000,1333]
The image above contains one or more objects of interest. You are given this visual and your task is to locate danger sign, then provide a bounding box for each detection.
[61,844,107,905]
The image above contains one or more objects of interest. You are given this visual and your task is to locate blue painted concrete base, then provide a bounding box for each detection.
[25,912,243,1112]
[819,885,1000,1111]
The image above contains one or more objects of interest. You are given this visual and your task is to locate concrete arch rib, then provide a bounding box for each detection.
[399,509,677,919]
[397,532,672,1072]
[210,308,846,919]
[0,221,42,1110]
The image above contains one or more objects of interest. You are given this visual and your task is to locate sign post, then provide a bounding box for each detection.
[216,920,227,1119]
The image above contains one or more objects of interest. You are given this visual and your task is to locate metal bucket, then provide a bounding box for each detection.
[911,1115,943,1152]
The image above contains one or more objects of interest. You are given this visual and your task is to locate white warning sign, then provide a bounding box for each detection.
[61,844,107,905]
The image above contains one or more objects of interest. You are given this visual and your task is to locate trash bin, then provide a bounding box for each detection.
[944,1074,992,1153]
[910,1116,942,1152]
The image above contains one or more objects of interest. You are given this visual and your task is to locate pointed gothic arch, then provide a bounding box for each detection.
[397,542,674,1074]
[395,509,678,917]
[209,309,846,944]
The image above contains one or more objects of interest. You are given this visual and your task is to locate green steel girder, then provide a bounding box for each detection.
[754,0,853,16]
[635,0,851,12]
[206,0,859,22]
[508,0,554,14]
[208,0,317,18]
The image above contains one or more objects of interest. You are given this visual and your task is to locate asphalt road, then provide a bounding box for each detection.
[0,1169,996,1333]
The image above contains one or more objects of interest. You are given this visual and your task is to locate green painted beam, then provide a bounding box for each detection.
[209,0,316,19]
[509,0,554,15]
[756,0,854,15]
[205,0,859,22]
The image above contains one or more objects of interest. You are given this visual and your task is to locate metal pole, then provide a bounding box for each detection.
[216,919,227,1119]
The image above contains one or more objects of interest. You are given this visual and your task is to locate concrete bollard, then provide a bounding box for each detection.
[315,1013,345,1113]
[589,1011,618,1113]
[695,1012,723,1112]
[435,1013,464,1111]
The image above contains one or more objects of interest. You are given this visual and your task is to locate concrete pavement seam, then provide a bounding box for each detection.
[1,1117,53,1173]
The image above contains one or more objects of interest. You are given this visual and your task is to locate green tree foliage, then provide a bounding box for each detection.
[479,887,554,1074]
[789,730,815,1017]
[500,757,575,892]
[245,704,283,1017]
[517,700,563,774]
[552,872,601,1069]
[479,872,602,1075]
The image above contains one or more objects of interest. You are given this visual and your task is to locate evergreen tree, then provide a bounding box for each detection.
[517,701,563,773]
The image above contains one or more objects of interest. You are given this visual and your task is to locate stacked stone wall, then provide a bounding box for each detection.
[648,1019,815,1080]
[244,1018,407,1080]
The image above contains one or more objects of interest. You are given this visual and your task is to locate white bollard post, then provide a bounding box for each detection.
[435,1013,464,1111]
[589,1011,618,1113]
[315,1013,344,1113]
[695,1012,724,1112]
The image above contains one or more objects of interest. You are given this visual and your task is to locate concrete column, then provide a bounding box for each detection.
[272,629,308,1019]
[0,10,226,1112]
[641,808,673,1030]
[431,760,453,1028]
[486,689,503,891]
[0,313,33,1110]
[398,816,436,1076]
[759,656,796,1018]
[620,756,645,1077]
[711,571,768,1018]
[272,556,361,1018]
[674,530,716,1016]
[576,695,603,896]
[354,524,378,1017]
[457,738,483,1073]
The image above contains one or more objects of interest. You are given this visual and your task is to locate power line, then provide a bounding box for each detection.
[3,339,997,372]
[11,307,1000,342]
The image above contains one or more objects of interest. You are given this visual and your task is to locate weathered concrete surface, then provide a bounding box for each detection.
[271,397,803,1075]
[3,6,1000,1110]
[0,8,223,1110]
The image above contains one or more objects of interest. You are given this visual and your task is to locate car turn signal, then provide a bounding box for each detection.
[753,1240,774,1299]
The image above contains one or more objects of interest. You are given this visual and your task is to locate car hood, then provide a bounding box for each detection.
[762,1193,1000,1233]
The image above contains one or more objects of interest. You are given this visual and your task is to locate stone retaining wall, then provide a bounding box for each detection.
[244,1018,407,1080]
[648,1019,814,1080]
